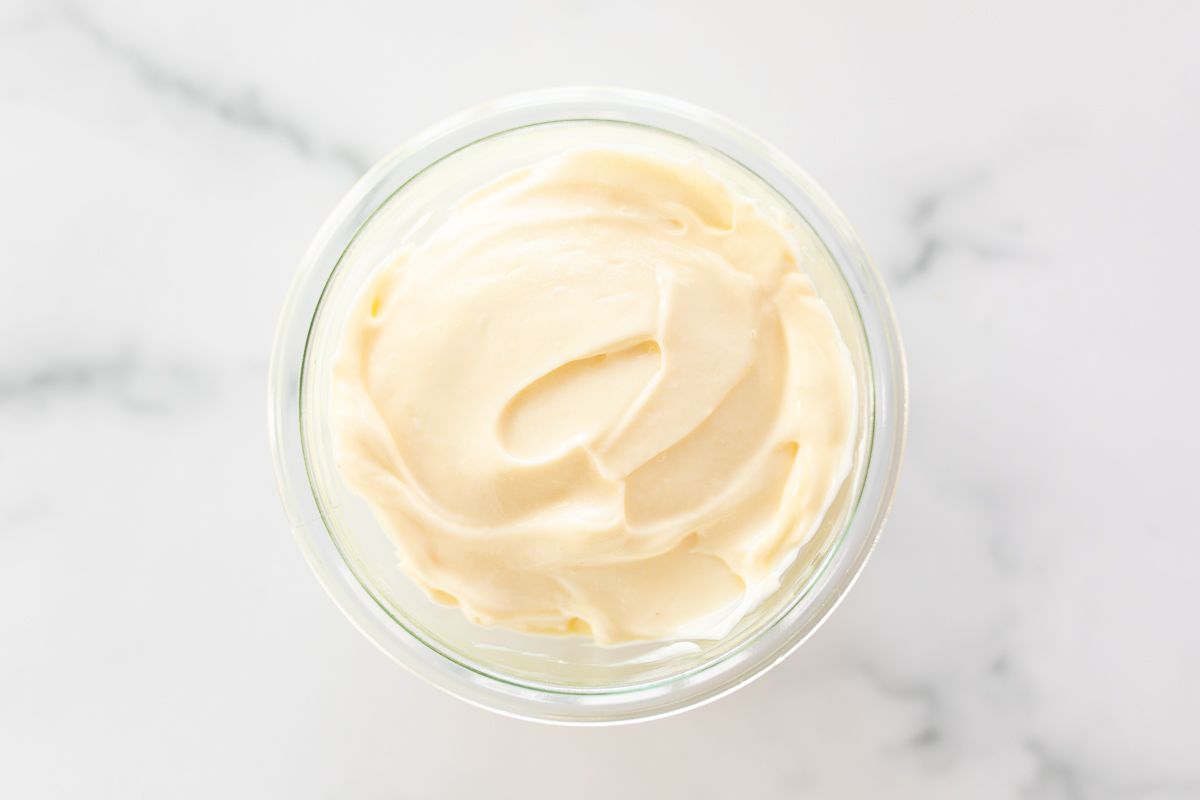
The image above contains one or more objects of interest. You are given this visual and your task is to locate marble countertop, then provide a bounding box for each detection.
[3,1,1198,797]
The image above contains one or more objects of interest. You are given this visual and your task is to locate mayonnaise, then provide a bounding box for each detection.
[332,148,857,644]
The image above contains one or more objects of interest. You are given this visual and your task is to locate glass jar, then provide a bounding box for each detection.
[268,87,907,724]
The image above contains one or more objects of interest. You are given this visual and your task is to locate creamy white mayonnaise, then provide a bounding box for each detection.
[332,148,857,644]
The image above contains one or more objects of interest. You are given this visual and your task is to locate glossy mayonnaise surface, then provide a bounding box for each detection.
[332,149,856,644]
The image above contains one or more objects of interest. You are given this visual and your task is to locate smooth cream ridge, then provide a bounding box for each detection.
[332,148,857,644]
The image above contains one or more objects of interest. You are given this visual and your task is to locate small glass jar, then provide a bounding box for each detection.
[268,88,907,724]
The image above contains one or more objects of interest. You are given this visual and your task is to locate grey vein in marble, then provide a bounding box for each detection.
[854,659,945,751]
[894,172,1024,286]
[1023,738,1085,800]
[0,350,216,414]
[59,4,371,175]
[1023,741,1200,800]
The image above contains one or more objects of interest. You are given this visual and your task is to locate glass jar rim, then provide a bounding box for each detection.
[268,87,908,725]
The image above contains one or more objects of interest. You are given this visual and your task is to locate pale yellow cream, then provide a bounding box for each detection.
[332,149,857,644]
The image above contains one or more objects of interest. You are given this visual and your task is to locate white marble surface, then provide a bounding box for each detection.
[3,0,1198,796]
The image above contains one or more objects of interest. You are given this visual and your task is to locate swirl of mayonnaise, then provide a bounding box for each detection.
[332,149,856,644]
